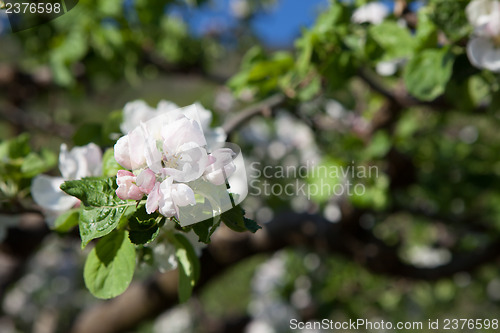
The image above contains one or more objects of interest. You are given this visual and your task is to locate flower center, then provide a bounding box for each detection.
[162,153,181,169]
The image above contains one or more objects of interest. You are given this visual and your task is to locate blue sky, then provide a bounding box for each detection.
[170,0,329,47]
[169,0,426,47]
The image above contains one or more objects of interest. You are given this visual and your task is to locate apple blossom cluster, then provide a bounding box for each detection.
[114,104,237,221]
[466,0,500,72]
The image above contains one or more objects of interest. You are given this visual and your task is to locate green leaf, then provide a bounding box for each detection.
[191,215,221,244]
[365,131,391,159]
[403,48,455,101]
[297,76,321,101]
[127,205,160,245]
[247,52,294,81]
[60,177,133,248]
[369,22,415,61]
[306,158,343,203]
[21,149,57,177]
[170,233,201,303]
[414,8,438,51]
[84,230,136,299]
[53,209,80,233]
[221,205,261,233]
[102,148,123,177]
[0,133,31,160]
[243,217,260,233]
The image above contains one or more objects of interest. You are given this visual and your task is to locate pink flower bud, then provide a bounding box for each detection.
[116,170,144,201]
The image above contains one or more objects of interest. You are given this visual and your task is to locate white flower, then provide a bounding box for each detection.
[466,0,500,72]
[158,116,209,182]
[467,0,500,36]
[58,143,102,180]
[352,2,390,25]
[120,100,226,148]
[115,103,244,223]
[158,178,196,218]
[120,100,158,134]
[137,114,209,183]
[230,0,251,19]
[203,148,237,186]
[31,143,102,226]
[467,36,500,72]
[114,127,147,170]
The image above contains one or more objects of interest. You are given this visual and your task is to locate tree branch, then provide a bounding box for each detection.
[222,94,286,136]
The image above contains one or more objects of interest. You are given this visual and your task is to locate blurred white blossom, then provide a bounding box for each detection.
[466,0,500,72]
[351,2,390,25]
[230,0,251,19]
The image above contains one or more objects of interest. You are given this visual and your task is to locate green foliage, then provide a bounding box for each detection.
[191,216,221,244]
[60,177,133,248]
[221,205,261,233]
[428,0,471,42]
[229,48,294,98]
[21,149,58,178]
[84,230,136,299]
[369,22,415,61]
[127,205,161,245]
[306,158,342,204]
[0,134,56,200]
[102,148,123,177]
[10,0,213,87]
[53,209,80,233]
[169,233,201,303]
[403,48,455,101]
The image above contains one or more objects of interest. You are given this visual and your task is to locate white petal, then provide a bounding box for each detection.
[466,0,493,28]
[78,143,102,177]
[171,183,196,207]
[193,102,213,132]
[159,178,176,217]
[114,135,133,170]
[352,3,389,25]
[146,182,161,214]
[58,143,102,179]
[31,175,79,211]
[482,46,500,72]
[467,37,500,72]
[58,143,77,180]
[120,100,156,134]
[164,145,208,183]
[156,100,180,114]
[162,117,207,153]
[376,60,398,76]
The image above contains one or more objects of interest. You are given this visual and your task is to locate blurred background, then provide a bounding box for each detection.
[1,0,500,332]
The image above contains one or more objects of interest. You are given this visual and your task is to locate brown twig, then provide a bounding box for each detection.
[222,93,286,136]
